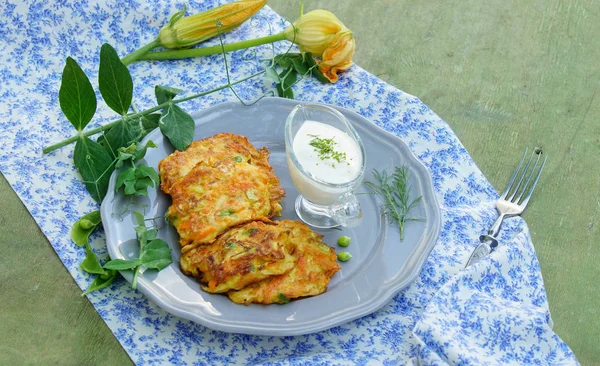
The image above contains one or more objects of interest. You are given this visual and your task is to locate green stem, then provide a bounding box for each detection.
[138,32,287,61]
[121,39,161,66]
[132,221,146,290]
[399,221,405,241]
[43,106,165,154]
[132,266,141,289]
[42,70,266,154]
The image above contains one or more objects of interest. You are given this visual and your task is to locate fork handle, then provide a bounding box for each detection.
[465,236,498,267]
[488,213,506,238]
[464,213,505,268]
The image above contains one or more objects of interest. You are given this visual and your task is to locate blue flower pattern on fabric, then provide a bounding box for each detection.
[0,1,577,364]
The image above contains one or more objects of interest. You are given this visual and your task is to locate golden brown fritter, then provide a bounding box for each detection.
[227,220,341,305]
[180,220,297,293]
[160,134,285,251]
[160,133,340,305]
[158,133,276,194]
[167,159,284,250]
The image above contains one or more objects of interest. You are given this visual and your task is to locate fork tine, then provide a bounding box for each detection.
[500,148,528,200]
[519,154,547,208]
[507,149,534,201]
[515,151,542,203]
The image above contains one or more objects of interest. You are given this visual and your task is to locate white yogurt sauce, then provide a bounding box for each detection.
[292,120,362,184]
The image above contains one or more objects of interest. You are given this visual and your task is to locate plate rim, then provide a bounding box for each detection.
[101,96,441,336]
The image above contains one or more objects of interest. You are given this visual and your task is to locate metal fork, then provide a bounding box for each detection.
[465,147,547,267]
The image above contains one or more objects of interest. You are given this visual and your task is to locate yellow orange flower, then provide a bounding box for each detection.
[158,0,266,49]
[318,29,355,82]
[127,4,356,84]
[283,9,355,82]
[283,10,348,55]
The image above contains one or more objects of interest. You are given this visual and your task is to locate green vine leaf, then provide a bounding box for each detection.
[135,181,154,196]
[135,165,159,188]
[265,66,280,84]
[134,140,157,161]
[304,53,330,83]
[140,239,172,270]
[269,52,330,99]
[276,66,297,99]
[59,57,97,131]
[104,258,142,271]
[115,167,136,195]
[274,53,308,74]
[71,210,102,247]
[140,113,161,137]
[114,140,157,168]
[99,43,133,115]
[114,212,173,289]
[74,136,114,203]
[115,163,159,197]
[99,118,139,159]
[159,104,195,151]
[134,211,145,226]
[155,85,183,105]
[133,177,155,196]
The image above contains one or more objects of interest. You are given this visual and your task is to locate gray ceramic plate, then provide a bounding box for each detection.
[101,97,441,336]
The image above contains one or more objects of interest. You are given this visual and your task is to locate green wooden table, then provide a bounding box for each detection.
[1,1,598,364]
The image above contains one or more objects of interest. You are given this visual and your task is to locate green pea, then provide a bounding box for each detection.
[79,219,94,230]
[337,235,351,247]
[337,252,352,262]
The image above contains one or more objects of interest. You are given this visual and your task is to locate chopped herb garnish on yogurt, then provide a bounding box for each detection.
[308,134,348,166]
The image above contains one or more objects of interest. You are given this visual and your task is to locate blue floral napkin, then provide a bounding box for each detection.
[0,1,577,364]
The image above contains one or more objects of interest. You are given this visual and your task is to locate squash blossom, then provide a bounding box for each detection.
[283,10,355,82]
[129,5,355,83]
[159,0,267,49]
[316,29,355,83]
[282,10,347,55]
[120,0,267,65]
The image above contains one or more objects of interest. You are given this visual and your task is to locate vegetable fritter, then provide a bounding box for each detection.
[159,133,272,194]
[160,133,340,305]
[180,220,297,293]
[227,220,341,305]
[160,134,285,251]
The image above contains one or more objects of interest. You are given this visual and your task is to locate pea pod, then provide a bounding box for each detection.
[71,210,102,246]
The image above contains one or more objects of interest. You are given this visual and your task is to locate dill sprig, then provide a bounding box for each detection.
[364,167,424,240]
[308,134,348,166]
